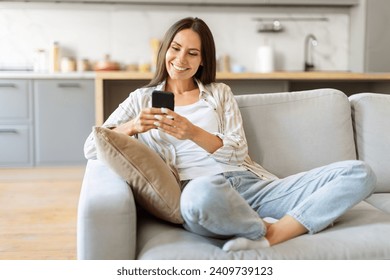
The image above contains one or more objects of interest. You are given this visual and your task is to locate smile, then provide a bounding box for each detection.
[172,63,188,71]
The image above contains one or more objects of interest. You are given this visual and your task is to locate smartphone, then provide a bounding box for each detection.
[152,90,175,111]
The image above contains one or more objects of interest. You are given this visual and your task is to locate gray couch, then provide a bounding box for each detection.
[77,88,390,259]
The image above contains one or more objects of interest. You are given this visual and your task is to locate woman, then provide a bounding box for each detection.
[84,17,376,251]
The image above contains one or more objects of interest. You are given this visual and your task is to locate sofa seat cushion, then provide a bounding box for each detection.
[366,193,390,214]
[236,89,356,178]
[136,201,390,259]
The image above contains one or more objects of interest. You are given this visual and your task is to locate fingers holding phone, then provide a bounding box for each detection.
[113,107,160,135]
[153,109,197,141]
[120,89,175,135]
[113,88,176,136]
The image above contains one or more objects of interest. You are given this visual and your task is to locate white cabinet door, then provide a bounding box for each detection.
[0,80,31,121]
[34,79,95,165]
[0,80,33,167]
[0,125,32,167]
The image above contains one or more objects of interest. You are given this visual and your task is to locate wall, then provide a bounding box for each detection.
[0,2,350,72]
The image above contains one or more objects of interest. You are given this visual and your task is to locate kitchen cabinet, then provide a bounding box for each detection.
[217,79,288,95]
[0,125,32,167]
[0,80,33,167]
[0,80,31,121]
[34,79,95,165]
[102,79,150,123]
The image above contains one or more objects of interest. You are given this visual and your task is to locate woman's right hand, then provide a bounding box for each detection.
[113,108,167,136]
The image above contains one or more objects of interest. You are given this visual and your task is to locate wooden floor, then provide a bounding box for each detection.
[0,166,85,260]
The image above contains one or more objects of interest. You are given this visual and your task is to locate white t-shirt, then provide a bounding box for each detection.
[163,99,245,180]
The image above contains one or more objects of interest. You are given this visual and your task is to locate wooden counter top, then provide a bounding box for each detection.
[0,71,95,79]
[2,70,389,81]
[96,71,390,81]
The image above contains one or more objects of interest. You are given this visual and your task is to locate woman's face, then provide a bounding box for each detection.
[165,28,202,81]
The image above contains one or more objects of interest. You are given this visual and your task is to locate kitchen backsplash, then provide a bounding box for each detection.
[0,2,349,72]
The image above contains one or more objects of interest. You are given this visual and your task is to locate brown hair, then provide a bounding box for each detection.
[147,17,216,87]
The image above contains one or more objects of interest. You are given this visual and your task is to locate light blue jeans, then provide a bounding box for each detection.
[180,160,376,240]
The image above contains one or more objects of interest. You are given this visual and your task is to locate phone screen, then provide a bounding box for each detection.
[152,90,175,111]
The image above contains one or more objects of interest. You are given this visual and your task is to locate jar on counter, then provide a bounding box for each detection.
[60,57,76,72]
[138,61,151,73]
[77,59,90,72]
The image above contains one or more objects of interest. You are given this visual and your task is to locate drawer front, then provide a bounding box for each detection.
[0,125,32,166]
[0,80,31,121]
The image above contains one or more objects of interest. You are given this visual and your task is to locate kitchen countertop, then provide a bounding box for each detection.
[2,71,390,81]
[4,70,389,127]
[0,71,96,79]
[95,71,390,81]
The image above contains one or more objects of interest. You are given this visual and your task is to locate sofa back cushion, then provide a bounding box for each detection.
[235,89,356,178]
[350,93,390,193]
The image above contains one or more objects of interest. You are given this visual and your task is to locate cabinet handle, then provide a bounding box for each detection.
[0,129,18,134]
[57,83,81,88]
[0,83,16,88]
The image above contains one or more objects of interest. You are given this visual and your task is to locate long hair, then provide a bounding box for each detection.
[147,17,216,87]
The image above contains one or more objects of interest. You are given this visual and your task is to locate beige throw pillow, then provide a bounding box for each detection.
[94,126,183,224]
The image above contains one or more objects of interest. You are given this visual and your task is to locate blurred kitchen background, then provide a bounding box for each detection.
[1,0,390,168]
[1,0,387,73]
[2,1,390,261]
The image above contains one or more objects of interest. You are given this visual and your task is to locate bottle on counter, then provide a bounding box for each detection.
[150,38,160,73]
[50,41,60,72]
[33,49,47,72]
[221,54,231,72]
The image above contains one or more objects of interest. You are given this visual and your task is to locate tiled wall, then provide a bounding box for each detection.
[0,2,349,72]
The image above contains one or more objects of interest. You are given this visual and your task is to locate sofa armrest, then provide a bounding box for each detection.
[350,93,390,193]
[77,160,137,260]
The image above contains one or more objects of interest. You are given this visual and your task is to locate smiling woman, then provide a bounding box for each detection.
[165,29,202,82]
[147,17,216,88]
[164,29,203,106]
[83,17,376,253]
